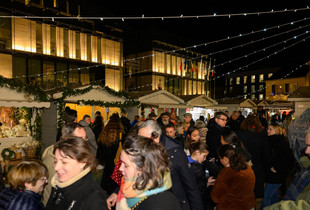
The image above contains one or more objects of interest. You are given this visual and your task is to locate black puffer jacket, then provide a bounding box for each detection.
[46,171,108,210]
[160,134,204,210]
[0,188,44,210]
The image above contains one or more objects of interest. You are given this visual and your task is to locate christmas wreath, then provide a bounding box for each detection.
[1,148,15,160]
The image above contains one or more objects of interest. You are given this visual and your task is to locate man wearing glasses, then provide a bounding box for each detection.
[206,111,229,164]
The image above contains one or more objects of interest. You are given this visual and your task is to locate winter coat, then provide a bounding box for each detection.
[265,134,295,183]
[41,144,55,205]
[160,134,204,210]
[188,157,209,209]
[134,190,181,210]
[0,188,44,210]
[206,123,228,160]
[211,165,256,210]
[235,130,272,198]
[46,169,108,210]
[78,120,98,157]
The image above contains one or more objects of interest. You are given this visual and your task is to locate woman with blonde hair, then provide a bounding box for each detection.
[98,113,124,195]
[260,123,295,209]
[0,160,48,210]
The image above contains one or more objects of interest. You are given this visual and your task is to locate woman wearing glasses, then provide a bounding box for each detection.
[0,160,48,210]
[46,137,108,210]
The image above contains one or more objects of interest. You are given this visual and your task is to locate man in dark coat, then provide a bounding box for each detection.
[138,120,204,210]
[227,110,243,131]
[206,111,229,161]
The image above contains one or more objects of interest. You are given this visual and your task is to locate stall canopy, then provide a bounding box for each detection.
[239,99,257,108]
[53,85,126,103]
[0,86,50,108]
[128,90,187,108]
[256,100,269,108]
[179,94,227,109]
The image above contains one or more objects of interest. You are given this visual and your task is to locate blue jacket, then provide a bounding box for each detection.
[0,188,44,210]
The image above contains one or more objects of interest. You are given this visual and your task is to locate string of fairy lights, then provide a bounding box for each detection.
[1,7,309,20]
[2,6,310,101]
[216,62,307,101]
[124,16,310,63]
[13,16,310,80]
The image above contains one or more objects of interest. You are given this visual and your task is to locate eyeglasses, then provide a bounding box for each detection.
[217,118,228,122]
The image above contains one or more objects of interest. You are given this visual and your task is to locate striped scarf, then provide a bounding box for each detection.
[116,170,172,210]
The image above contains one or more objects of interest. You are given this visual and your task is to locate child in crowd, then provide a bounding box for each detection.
[188,141,216,210]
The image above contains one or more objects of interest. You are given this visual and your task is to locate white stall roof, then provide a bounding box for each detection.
[53,85,126,103]
[0,87,50,108]
[128,89,187,108]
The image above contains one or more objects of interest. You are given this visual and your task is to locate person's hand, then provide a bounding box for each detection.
[270,167,277,173]
[207,176,216,187]
[107,193,118,210]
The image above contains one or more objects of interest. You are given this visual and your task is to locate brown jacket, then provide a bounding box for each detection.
[211,165,256,210]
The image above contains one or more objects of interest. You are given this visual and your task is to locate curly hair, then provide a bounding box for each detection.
[122,134,170,191]
[217,144,248,172]
[98,114,124,146]
[240,115,263,133]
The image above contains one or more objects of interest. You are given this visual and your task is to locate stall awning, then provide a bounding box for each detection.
[53,85,126,104]
[179,94,218,108]
[239,99,257,108]
[129,90,187,108]
[0,87,50,108]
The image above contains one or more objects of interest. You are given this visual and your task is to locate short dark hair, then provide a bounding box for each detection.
[54,137,97,170]
[61,123,84,140]
[64,109,77,124]
[214,111,228,119]
[83,114,91,120]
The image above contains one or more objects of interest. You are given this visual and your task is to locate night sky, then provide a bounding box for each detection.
[81,1,310,74]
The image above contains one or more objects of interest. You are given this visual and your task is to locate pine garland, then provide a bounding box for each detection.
[0,75,48,102]
[56,84,140,130]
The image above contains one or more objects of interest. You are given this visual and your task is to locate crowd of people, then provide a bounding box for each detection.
[0,107,310,210]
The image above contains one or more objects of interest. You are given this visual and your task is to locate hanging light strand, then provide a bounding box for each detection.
[1,7,309,20]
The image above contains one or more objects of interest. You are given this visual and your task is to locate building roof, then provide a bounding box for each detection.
[288,86,310,98]
[265,63,309,81]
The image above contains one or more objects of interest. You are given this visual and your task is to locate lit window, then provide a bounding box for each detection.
[268,73,273,78]
[259,74,264,82]
[236,77,240,84]
[259,94,264,100]
[243,76,247,83]
[251,75,255,83]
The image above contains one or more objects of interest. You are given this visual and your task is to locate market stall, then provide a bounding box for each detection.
[179,95,227,121]
[127,89,188,120]
[52,84,138,124]
[0,86,50,162]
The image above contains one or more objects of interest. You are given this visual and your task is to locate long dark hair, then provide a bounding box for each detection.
[217,144,248,172]
[184,125,200,149]
[123,134,170,191]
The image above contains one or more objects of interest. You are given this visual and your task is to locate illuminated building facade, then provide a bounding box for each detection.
[0,0,123,91]
[124,40,210,96]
